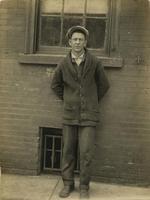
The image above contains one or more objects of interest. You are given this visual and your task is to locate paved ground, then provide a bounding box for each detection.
[1,173,150,200]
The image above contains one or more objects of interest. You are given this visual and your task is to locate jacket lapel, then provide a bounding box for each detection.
[65,53,78,76]
[64,50,93,79]
[82,50,92,78]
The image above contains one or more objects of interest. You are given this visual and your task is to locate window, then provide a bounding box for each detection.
[41,127,79,173]
[44,134,62,170]
[39,0,109,52]
[20,0,123,68]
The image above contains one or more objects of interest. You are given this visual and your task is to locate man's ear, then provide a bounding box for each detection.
[84,40,87,47]
[68,39,72,47]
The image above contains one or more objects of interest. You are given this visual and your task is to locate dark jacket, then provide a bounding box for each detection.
[51,50,110,126]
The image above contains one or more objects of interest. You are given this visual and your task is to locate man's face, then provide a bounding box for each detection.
[69,32,87,54]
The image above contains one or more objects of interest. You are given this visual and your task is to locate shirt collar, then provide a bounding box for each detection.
[71,51,85,65]
[71,51,85,60]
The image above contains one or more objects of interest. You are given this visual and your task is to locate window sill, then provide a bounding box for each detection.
[18,53,124,68]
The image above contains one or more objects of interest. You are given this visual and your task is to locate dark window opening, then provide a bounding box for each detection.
[40,127,79,173]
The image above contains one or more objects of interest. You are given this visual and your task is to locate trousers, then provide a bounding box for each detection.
[61,125,96,189]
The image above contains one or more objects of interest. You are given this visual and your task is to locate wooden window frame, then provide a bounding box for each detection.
[40,127,79,173]
[38,0,109,52]
[43,135,62,171]
[19,0,123,68]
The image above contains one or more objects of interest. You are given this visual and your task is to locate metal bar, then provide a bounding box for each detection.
[51,137,55,169]
[43,135,47,170]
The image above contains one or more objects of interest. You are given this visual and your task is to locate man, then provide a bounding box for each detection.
[51,26,109,199]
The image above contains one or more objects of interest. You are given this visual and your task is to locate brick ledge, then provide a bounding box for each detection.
[18,53,124,68]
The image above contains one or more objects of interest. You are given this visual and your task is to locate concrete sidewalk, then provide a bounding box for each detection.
[1,173,150,200]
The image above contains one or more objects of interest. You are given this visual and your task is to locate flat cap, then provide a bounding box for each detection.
[66,25,89,40]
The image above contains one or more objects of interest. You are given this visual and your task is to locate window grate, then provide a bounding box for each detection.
[44,135,62,170]
[41,127,79,173]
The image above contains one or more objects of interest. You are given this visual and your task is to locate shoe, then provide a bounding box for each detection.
[59,185,74,198]
[80,189,89,199]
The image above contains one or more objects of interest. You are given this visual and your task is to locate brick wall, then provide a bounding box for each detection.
[0,0,62,174]
[0,0,26,57]
[91,0,150,185]
[92,64,150,185]
[0,0,150,185]
[119,0,150,65]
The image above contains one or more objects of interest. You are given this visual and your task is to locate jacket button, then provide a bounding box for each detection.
[81,101,84,105]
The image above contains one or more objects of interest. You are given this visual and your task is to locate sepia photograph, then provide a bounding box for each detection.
[0,0,150,199]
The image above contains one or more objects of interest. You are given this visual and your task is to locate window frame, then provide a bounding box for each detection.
[40,127,79,173]
[38,0,109,52]
[19,0,123,68]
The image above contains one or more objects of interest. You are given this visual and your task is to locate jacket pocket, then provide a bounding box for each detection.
[64,104,75,111]
[90,105,99,113]
[63,104,78,120]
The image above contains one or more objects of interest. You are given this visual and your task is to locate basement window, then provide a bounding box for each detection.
[41,127,79,173]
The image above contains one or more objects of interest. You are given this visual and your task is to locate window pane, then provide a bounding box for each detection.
[54,152,61,168]
[86,18,106,48]
[40,16,61,46]
[64,0,85,14]
[41,0,62,13]
[46,136,53,149]
[62,17,83,45]
[87,0,108,14]
[54,137,61,150]
[45,151,52,168]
